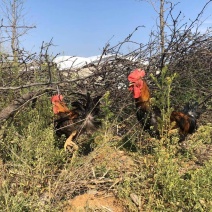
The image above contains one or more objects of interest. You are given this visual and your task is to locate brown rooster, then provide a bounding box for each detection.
[51,92,101,152]
[128,68,200,141]
[170,102,199,141]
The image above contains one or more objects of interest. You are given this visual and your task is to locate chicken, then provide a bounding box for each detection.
[128,69,160,138]
[51,92,101,153]
[170,102,199,141]
[128,68,200,141]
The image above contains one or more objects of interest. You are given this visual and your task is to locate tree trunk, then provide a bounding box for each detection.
[11,0,18,63]
[160,0,165,55]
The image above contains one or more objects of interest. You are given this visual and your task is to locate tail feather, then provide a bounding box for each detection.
[71,101,85,112]
[72,93,101,112]
[182,101,200,119]
[71,92,102,131]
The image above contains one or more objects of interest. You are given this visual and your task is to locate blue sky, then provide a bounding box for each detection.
[18,0,212,56]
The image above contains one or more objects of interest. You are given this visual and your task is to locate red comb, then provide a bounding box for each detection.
[51,94,63,103]
[128,69,145,83]
[128,69,146,98]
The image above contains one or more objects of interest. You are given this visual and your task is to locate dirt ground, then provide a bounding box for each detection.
[64,192,126,212]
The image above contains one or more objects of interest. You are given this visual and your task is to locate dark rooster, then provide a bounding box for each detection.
[51,92,101,152]
[128,68,200,141]
[170,102,199,141]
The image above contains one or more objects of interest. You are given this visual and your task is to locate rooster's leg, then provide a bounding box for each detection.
[64,131,79,165]
[64,131,78,152]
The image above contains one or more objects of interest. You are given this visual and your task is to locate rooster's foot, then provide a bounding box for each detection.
[64,131,78,152]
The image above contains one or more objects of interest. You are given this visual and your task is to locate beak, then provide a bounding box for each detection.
[129,82,134,87]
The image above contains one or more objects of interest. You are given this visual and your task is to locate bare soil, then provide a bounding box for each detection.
[64,192,126,212]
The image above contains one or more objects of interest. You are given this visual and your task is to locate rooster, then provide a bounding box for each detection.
[170,102,199,141]
[51,92,101,152]
[128,68,200,141]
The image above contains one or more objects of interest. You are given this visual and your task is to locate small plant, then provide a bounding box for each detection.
[100,91,114,127]
[150,66,177,138]
[0,96,66,211]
